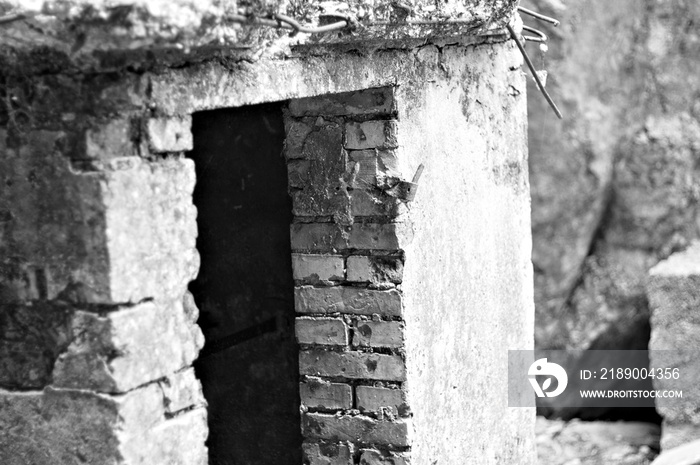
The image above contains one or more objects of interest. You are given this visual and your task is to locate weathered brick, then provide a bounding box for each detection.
[292,189,351,219]
[345,121,398,150]
[349,150,379,187]
[359,449,410,465]
[295,286,403,317]
[300,350,406,381]
[303,122,344,160]
[353,321,405,349]
[147,116,193,152]
[289,88,395,117]
[346,256,403,283]
[288,159,311,188]
[284,119,314,159]
[350,190,402,218]
[302,413,410,447]
[290,223,405,252]
[377,149,400,176]
[300,379,353,410]
[292,254,345,282]
[302,441,353,465]
[297,317,349,345]
[356,386,407,416]
[52,298,204,393]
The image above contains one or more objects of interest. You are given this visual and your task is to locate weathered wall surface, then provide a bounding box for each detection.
[0,0,518,73]
[398,42,535,464]
[526,0,700,365]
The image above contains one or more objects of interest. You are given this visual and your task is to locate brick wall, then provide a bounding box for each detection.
[285,88,413,464]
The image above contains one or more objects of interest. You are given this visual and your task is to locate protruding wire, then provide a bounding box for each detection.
[224,14,349,35]
[273,13,349,34]
[517,6,560,27]
[522,25,548,43]
[507,23,563,119]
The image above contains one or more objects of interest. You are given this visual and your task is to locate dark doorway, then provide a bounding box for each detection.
[188,103,301,464]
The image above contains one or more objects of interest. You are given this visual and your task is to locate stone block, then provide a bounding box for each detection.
[346,256,403,283]
[102,157,199,303]
[652,437,700,465]
[299,350,406,381]
[353,321,405,349]
[158,368,206,415]
[289,88,395,117]
[302,441,353,465]
[294,286,403,317]
[84,118,137,160]
[648,244,700,435]
[302,413,410,447]
[297,317,349,346]
[0,130,108,304]
[147,116,193,152]
[355,386,407,416]
[52,298,203,393]
[0,302,73,389]
[300,379,353,410]
[292,254,345,282]
[124,407,208,465]
[0,383,207,465]
[359,449,410,465]
[345,121,398,150]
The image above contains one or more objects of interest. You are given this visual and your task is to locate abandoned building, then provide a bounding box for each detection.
[0,1,539,464]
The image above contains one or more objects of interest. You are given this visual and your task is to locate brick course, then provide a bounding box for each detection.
[300,379,353,410]
[299,350,406,381]
[296,317,349,346]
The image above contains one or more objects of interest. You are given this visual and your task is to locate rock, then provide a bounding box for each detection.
[651,438,700,465]
[529,0,700,384]
[536,417,660,465]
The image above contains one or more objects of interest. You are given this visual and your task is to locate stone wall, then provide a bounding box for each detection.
[0,117,207,463]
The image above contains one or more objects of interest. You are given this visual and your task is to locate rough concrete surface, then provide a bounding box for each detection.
[397,41,535,464]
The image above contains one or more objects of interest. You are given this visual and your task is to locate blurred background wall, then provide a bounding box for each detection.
[527,0,700,359]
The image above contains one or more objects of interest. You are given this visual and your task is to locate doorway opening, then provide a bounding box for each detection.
[188,103,301,464]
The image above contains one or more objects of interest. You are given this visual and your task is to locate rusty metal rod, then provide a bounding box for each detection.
[522,25,548,43]
[517,6,560,27]
[507,23,563,119]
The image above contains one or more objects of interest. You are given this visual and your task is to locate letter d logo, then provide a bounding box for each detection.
[528,358,568,398]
